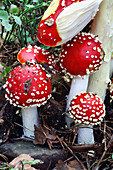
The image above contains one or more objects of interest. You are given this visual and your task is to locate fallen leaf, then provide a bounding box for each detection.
[55,159,83,170]
[34,125,62,150]
[9,154,37,170]
[55,160,67,170]
[67,159,83,169]
[33,125,46,145]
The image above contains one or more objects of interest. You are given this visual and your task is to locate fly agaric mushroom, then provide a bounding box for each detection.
[3,63,52,138]
[60,32,104,144]
[37,0,102,47]
[17,45,61,74]
[69,92,105,144]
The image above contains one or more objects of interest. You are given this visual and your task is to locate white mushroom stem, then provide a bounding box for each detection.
[66,75,94,144]
[66,75,89,111]
[88,0,113,101]
[110,49,113,78]
[77,126,94,144]
[22,107,39,139]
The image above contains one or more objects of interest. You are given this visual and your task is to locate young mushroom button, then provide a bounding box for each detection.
[37,0,102,46]
[69,92,105,144]
[3,63,52,139]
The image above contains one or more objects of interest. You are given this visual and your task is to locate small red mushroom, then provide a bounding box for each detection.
[37,0,102,46]
[69,92,105,125]
[69,92,105,144]
[3,63,52,138]
[17,45,61,73]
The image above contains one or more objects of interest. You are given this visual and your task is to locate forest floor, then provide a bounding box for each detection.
[0,42,113,170]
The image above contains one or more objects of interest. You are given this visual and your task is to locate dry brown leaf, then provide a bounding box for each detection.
[33,125,47,145]
[55,159,83,170]
[9,154,36,170]
[55,160,67,170]
[34,125,59,147]
[67,159,83,169]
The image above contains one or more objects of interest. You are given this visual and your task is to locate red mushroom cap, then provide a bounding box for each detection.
[17,45,50,64]
[17,45,61,73]
[37,0,84,47]
[69,92,105,125]
[4,63,52,108]
[60,32,104,77]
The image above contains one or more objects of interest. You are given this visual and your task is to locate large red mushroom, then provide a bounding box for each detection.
[3,63,52,138]
[37,0,102,46]
[60,32,104,144]
[69,92,105,144]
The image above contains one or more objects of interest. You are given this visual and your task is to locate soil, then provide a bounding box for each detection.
[0,42,113,170]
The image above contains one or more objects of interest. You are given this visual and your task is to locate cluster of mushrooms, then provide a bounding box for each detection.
[3,0,113,148]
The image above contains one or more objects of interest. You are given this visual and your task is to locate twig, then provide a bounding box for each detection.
[0,154,9,162]
[62,140,87,170]
[40,125,47,138]
[94,134,113,170]
[86,153,90,170]
[0,102,8,118]
[47,139,52,150]
[14,122,33,132]
[104,121,107,151]
[64,156,74,163]
[72,129,78,145]
[56,135,65,150]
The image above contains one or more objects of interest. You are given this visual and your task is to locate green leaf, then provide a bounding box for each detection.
[2,19,12,31]
[10,5,19,14]
[0,167,6,169]
[42,2,49,6]
[0,10,8,20]
[27,37,33,43]
[112,154,113,159]
[5,67,11,74]
[12,15,22,26]
[26,5,35,8]
[1,71,6,77]
[23,159,42,165]
[1,6,5,10]
[33,0,39,2]
[1,63,5,67]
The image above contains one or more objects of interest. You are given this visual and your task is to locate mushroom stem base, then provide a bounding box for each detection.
[78,126,94,144]
[22,107,39,139]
